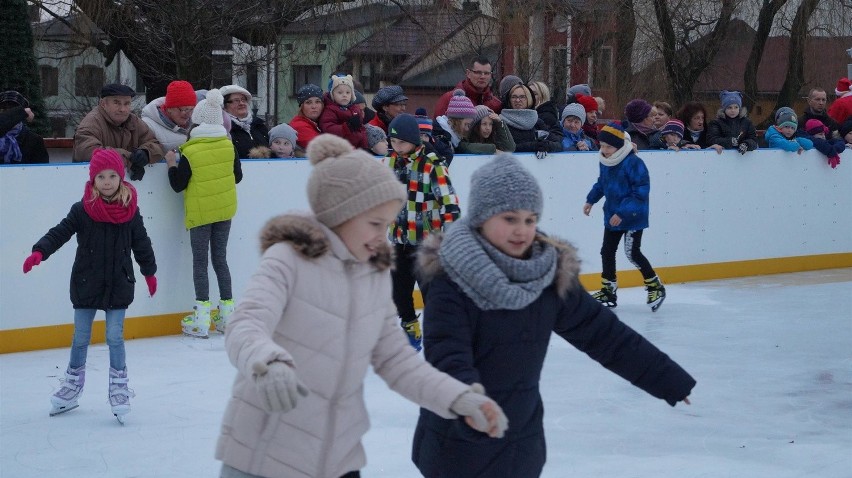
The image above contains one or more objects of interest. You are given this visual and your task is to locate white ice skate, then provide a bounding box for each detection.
[49,365,85,416]
[212,299,235,334]
[181,300,211,338]
[109,367,134,424]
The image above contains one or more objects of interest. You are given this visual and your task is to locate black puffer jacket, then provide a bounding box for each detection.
[230,117,270,159]
[0,107,49,163]
[707,110,758,151]
[412,234,696,478]
[33,202,157,310]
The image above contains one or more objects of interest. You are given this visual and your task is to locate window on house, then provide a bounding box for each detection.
[592,46,613,89]
[550,47,568,103]
[40,65,59,96]
[134,70,146,93]
[292,65,322,96]
[246,63,259,94]
[74,65,104,97]
[212,54,234,88]
[357,58,386,93]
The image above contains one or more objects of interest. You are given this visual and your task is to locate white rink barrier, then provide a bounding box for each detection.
[1,148,850,352]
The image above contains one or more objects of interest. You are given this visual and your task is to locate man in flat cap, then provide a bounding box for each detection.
[73,83,163,180]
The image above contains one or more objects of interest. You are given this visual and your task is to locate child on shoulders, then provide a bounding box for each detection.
[318,74,369,150]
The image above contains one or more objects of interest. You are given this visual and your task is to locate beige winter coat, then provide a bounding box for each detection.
[216,214,470,478]
[72,104,164,164]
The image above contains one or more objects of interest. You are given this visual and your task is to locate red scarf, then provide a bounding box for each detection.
[82,181,138,224]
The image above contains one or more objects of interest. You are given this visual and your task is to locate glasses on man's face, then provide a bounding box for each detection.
[467,69,492,76]
[510,95,527,101]
[173,107,194,114]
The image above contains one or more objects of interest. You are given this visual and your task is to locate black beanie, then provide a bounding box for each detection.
[388,113,422,146]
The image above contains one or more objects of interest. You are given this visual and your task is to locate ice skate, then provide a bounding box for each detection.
[645,276,666,312]
[181,300,211,338]
[49,365,85,416]
[213,299,235,334]
[401,316,422,352]
[591,280,618,308]
[109,367,134,424]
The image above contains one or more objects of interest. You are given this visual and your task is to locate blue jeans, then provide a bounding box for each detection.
[68,308,127,370]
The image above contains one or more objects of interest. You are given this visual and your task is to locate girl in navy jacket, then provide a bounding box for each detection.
[23,148,157,422]
[412,154,695,478]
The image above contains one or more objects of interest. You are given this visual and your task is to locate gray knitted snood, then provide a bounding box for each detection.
[439,218,557,310]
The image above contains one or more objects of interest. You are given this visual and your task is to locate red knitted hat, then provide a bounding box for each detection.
[576,94,598,113]
[89,148,126,181]
[163,80,197,109]
[835,77,851,97]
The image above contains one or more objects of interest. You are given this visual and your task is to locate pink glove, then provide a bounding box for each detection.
[144,275,157,296]
[828,155,840,169]
[23,251,43,273]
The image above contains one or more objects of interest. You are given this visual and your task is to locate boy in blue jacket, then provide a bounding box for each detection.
[583,122,665,311]
[764,107,813,154]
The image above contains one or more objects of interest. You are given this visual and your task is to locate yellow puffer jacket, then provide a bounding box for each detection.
[180,137,237,229]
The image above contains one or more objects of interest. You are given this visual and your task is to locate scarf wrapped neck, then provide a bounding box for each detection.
[500,108,539,131]
[439,218,557,310]
[82,181,138,223]
[599,138,633,167]
[1,122,23,163]
[228,112,254,134]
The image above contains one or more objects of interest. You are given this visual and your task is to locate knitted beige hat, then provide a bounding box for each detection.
[306,134,406,228]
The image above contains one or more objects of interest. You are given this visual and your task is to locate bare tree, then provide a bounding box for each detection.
[651,0,737,106]
[772,0,821,116]
[742,0,789,113]
[33,0,330,100]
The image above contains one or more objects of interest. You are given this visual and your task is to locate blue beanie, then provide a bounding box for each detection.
[720,90,742,110]
[388,113,422,146]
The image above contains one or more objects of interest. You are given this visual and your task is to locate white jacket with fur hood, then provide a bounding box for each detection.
[216,214,470,478]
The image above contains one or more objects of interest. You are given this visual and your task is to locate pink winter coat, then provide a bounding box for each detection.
[216,214,470,478]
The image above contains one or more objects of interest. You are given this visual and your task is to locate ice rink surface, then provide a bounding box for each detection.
[2,269,850,478]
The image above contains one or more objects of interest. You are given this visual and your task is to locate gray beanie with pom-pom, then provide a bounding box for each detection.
[306,134,406,228]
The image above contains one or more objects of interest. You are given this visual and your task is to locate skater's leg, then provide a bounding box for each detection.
[600,229,623,282]
[210,220,233,301]
[623,230,656,279]
[69,308,97,368]
[104,308,127,371]
[189,224,212,302]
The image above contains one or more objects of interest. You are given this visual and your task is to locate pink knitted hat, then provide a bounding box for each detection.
[89,148,126,181]
[446,89,477,119]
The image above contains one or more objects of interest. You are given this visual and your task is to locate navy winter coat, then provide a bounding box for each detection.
[585,151,651,231]
[706,111,758,151]
[33,202,157,310]
[412,236,696,478]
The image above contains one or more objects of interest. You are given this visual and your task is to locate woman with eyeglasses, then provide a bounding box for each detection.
[220,85,270,159]
[497,76,563,158]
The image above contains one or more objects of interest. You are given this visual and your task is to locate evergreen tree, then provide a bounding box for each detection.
[0,0,50,136]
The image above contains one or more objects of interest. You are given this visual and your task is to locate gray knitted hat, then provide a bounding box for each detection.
[498,75,523,100]
[365,124,387,149]
[560,103,586,124]
[268,123,298,146]
[467,154,543,227]
[472,105,493,127]
[306,134,406,228]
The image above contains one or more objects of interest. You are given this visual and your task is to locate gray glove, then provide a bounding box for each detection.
[252,360,309,413]
[738,142,749,155]
[449,383,508,438]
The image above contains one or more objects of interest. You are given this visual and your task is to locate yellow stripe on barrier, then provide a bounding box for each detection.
[2,253,850,354]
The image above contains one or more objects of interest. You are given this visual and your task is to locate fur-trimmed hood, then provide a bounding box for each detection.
[417,231,581,298]
[259,213,393,270]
